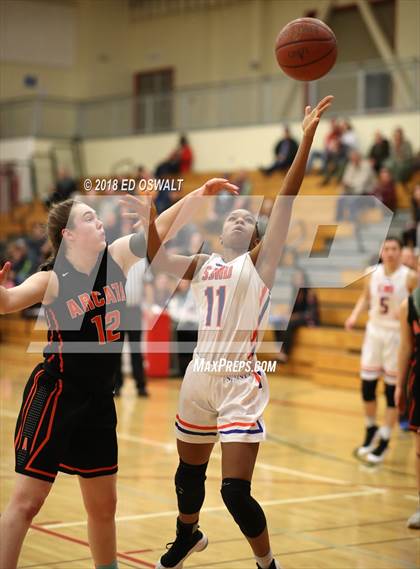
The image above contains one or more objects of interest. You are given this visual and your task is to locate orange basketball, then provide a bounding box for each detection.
[275,18,337,81]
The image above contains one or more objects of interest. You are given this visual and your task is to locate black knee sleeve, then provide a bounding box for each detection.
[175,460,207,514]
[384,383,396,408]
[361,379,378,402]
[220,478,266,538]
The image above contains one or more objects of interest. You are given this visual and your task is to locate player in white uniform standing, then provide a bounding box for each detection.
[124,96,333,569]
[345,237,417,464]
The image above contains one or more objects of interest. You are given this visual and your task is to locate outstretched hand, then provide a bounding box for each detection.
[197,178,239,197]
[0,262,11,287]
[302,95,334,139]
[119,194,157,231]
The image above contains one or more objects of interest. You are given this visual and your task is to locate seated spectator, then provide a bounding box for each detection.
[155,134,193,179]
[261,126,298,175]
[319,138,348,186]
[402,183,420,247]
[45,168,77,208]
[307,118,342,174]
[8,239,36,285]
[401,246,417,270]
[25,222,47,268]
[371,167,396,211]
[134,164,152,185]
[230,170,252,209]
[386,127,413,183]
[368,131,390,173]
[256,198,274,236]
[340,119,359,155]
[274,269,320,363]
[336,151,376,221]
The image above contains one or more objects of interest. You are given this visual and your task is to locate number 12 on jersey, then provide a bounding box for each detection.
[204,286,226,327]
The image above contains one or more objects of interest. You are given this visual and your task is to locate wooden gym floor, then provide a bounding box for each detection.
[0,346,418,569]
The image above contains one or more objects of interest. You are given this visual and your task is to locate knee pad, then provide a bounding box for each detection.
[175,460,207,514]
[361,379,378,402]
[384,383,396,408]
[220,478,266,538]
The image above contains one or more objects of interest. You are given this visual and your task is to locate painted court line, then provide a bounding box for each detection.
[404,494,418,502]
[1,411,354,486]
[43,487,383,530]
[30,524,154,568]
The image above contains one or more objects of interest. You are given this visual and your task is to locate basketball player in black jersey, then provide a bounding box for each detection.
[0,179,238,569]
[396,257,420,529]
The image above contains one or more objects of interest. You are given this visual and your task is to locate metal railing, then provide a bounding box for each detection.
[1,57,418,140]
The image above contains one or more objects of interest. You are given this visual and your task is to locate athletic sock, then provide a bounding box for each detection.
[379,425,392,440]
[365,416,376,428]
[255,549,274,568]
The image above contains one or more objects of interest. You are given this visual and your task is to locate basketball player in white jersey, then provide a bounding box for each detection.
[124,96,333,569]
[345,237,417,464]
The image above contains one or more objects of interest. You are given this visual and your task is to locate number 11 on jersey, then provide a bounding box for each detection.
[204,286,226,327]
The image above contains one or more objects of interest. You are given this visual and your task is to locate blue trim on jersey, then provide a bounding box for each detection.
[175,422,218,437]
[258,297,270,325]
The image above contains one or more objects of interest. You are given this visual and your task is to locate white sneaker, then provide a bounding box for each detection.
[366,437,389,464]
[354,426,379,458]
[407,507,420,529]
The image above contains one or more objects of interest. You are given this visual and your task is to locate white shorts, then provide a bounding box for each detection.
[175,361,269,444]
[361,322,400,384]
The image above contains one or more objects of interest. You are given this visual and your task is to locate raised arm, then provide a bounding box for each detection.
[250,96,334,289]
[111,178,237,273]
[0,262,56,315]
[125,195,208,281]
[155,177,238,242]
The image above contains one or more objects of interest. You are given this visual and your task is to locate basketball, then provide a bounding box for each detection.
[275,17,337,81]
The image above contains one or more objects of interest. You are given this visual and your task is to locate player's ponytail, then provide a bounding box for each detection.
[39,199,79,271]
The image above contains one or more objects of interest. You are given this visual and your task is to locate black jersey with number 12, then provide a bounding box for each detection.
[41,245,127,391]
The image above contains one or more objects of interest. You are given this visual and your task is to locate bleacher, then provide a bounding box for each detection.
[0,170,414,390]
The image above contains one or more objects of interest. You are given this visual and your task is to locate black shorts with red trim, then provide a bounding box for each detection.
[408,365,420,433]
[14,363,118,483]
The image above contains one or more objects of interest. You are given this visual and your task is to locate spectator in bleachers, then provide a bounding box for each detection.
[256,198,274,236]
[261,126,298,175]
[336,150,376,221]
[401,246,417,271]
[45,167,77,208]
[307,117,342,174]
[7,239,36,285]
[25,222,48,268]
[386,127,413,183]
[371,167,396,211]
[134,164,152,186]
[154,134,194,179]
[403,183,420,247]
[275,269,320,363]
[319,137,348,186]
[368,131,390,173]
[230,170,252,208]
[340,119,359,154]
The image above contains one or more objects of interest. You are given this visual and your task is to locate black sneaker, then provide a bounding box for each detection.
[354,425,379,458]
[137,387,149,398]
[156,519,208,569]
[366,437,389,464]
[256,560,282,569]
